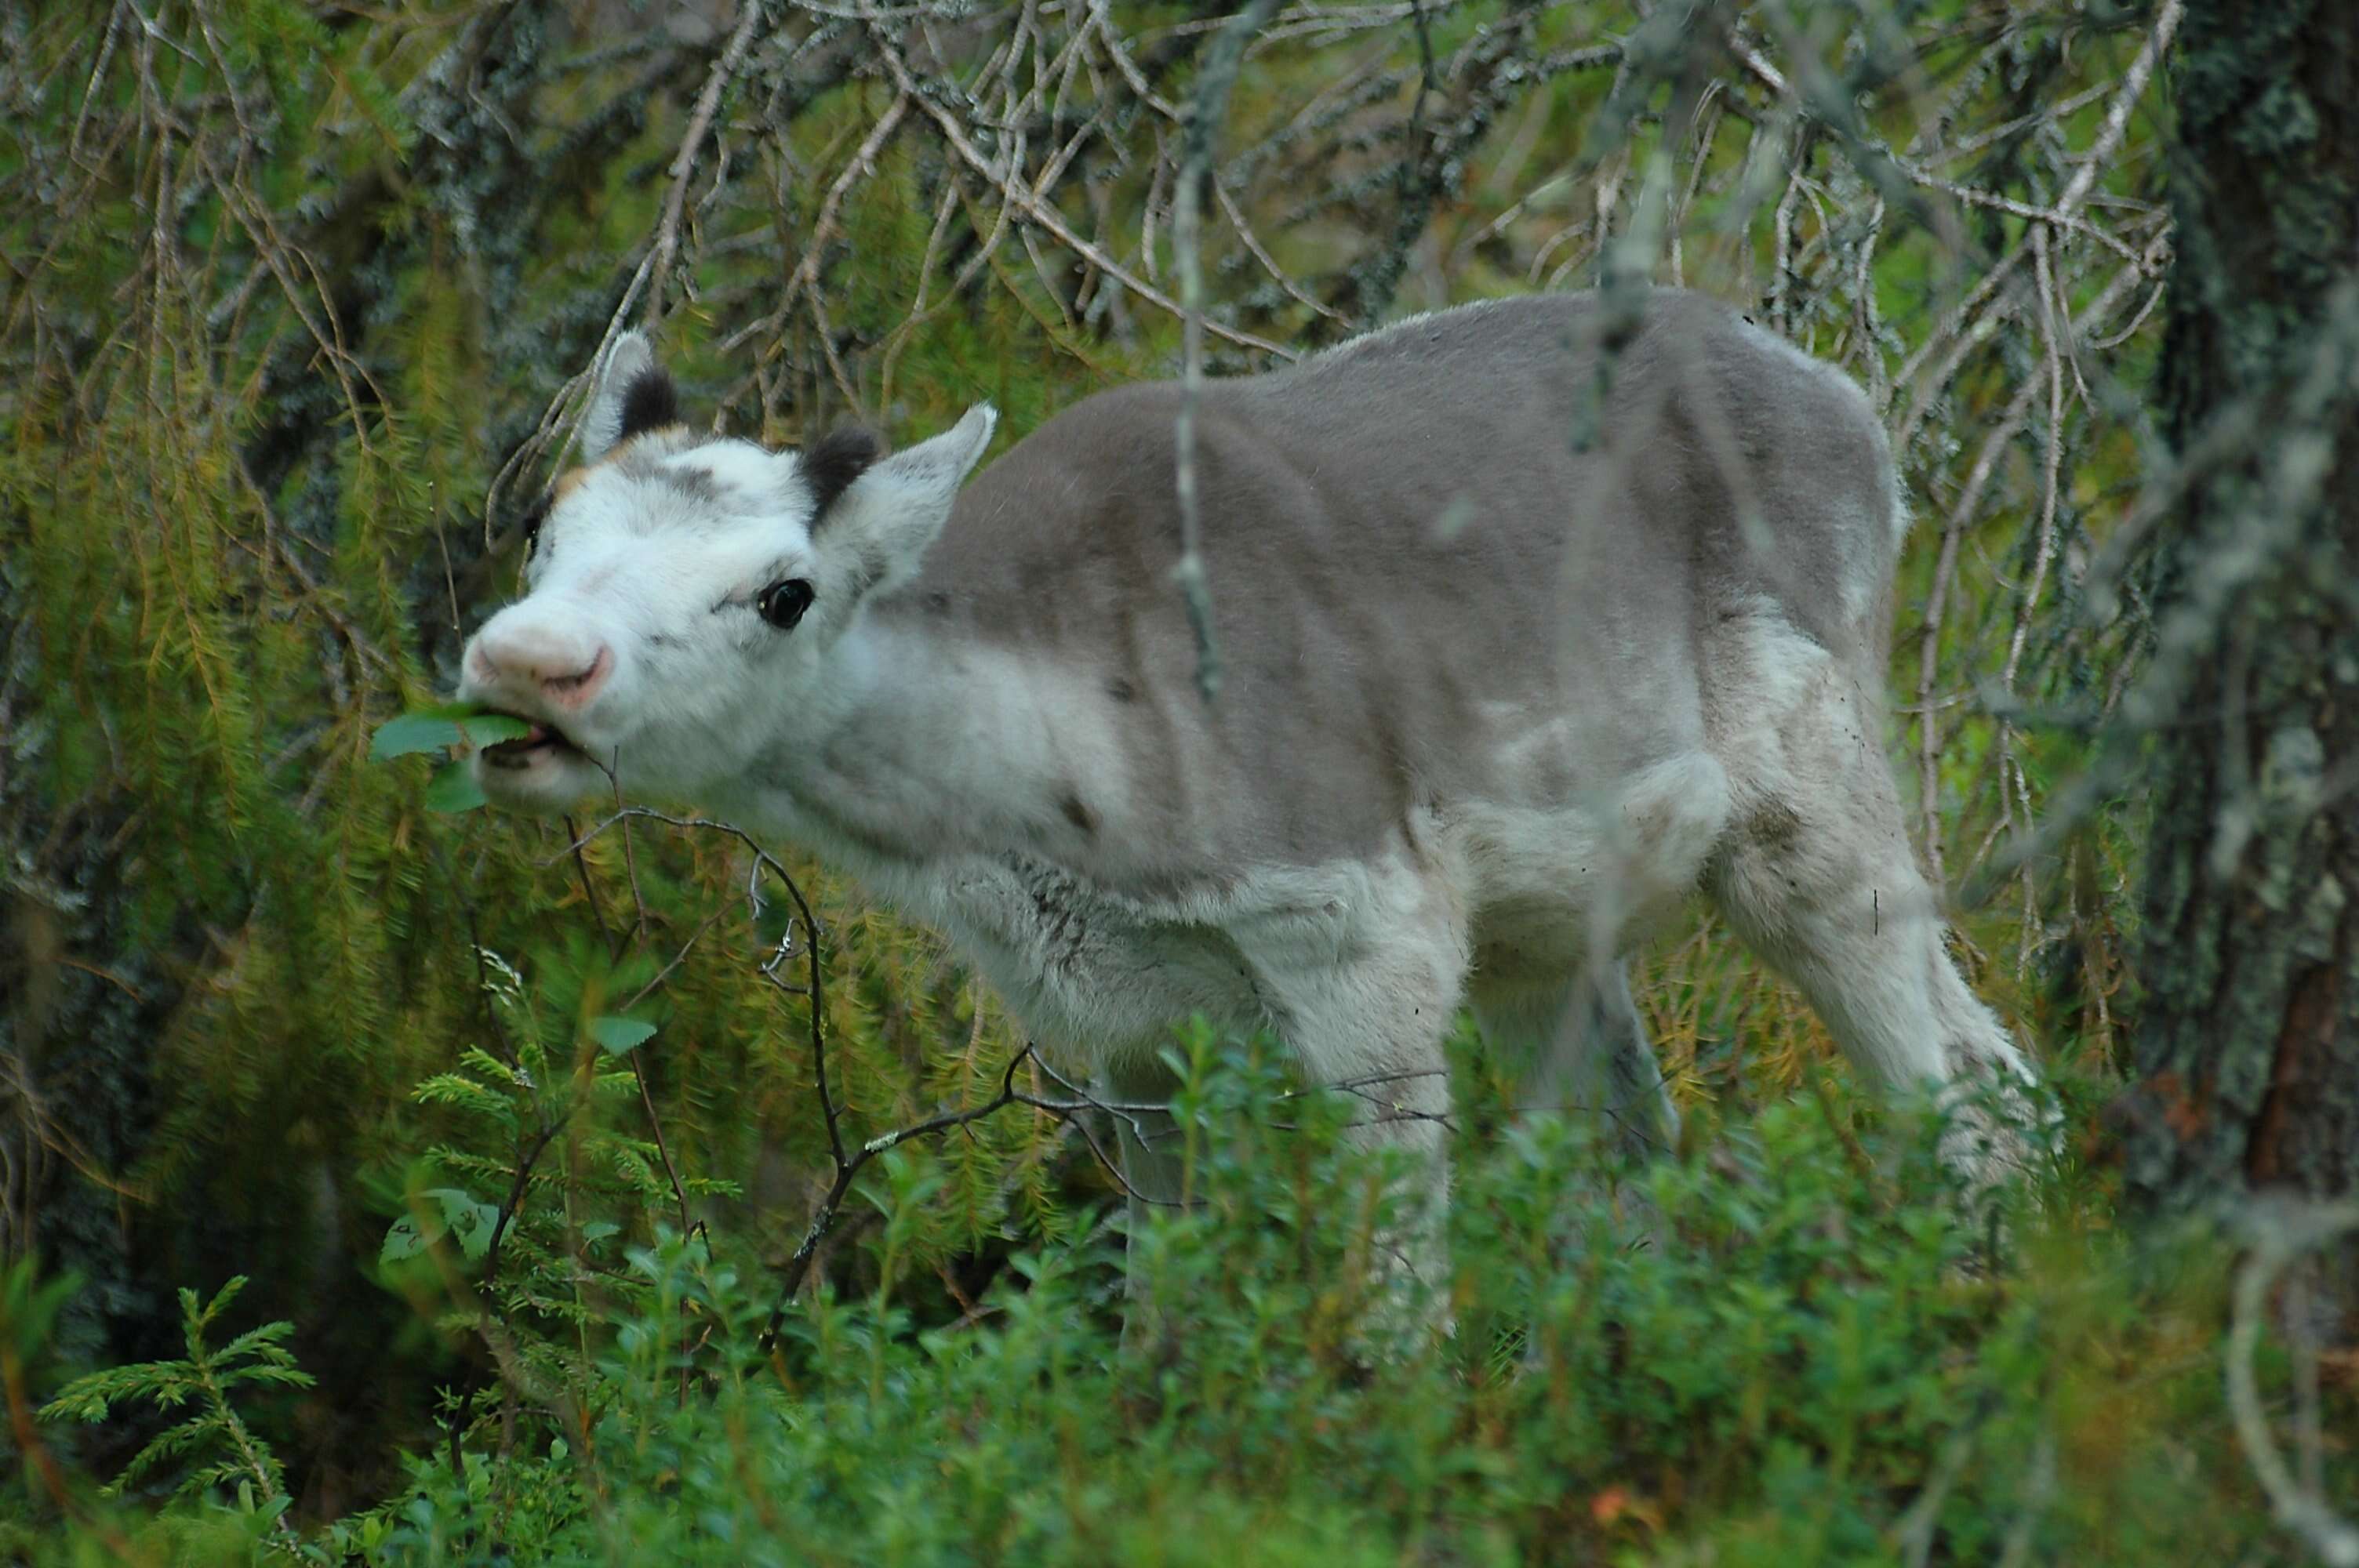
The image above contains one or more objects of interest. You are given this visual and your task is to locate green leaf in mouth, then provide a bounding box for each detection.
[423,763,489,813]
[369,702,536,763]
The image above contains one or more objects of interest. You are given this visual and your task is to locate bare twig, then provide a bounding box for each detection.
[1170,0,1280,702]
[757,1042,1052,1349]
[869,10,1296,360]
[445,1116,567,1475]
[2225,1199,2359,1568]
[645,0,769,328]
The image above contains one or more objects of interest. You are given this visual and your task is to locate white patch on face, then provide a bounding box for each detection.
[675,438,796,506]
[457,405,994,822]
[464,437,833,811]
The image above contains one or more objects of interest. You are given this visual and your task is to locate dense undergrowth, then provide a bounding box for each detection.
[11,1027,2340,1565]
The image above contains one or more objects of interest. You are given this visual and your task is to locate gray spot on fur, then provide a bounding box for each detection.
[656,466,722,505]
[1745,800,1806,856]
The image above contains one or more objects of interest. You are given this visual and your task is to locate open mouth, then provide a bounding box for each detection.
[478,717,590,771]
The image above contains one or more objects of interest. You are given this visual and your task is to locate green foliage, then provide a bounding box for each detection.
[588,1018,658,1058]
[376,945,738,1406]
[40,1276,311,1523]
[20,1053,2340,1566]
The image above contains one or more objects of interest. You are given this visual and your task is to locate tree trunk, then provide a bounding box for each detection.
[2124,0,2359,1206]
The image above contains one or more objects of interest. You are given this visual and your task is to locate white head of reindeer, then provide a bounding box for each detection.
[457,333,996,815]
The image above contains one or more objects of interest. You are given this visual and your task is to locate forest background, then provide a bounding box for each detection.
[2,0,2353,1563]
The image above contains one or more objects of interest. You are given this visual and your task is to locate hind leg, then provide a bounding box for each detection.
[1474,960,1680,1162]
[1706,629,2040,1186]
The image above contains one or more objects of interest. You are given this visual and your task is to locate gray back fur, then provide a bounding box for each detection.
[887,289,1897,875]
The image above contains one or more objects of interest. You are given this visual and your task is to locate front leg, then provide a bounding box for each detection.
[1096,1051,1190,1351]
[1241,864,1469,1340]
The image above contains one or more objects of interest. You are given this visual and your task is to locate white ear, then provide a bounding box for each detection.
[580,332,669,462]
[828,403,998,590]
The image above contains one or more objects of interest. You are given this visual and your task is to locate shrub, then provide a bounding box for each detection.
[24,1040,2336,1566]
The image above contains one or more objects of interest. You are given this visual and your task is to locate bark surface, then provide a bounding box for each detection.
[2125,0,2359,1204]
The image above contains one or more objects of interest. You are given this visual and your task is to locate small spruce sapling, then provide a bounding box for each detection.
[40,1276,311,1535]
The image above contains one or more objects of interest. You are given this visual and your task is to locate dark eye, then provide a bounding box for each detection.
[756,579,814,630]
[521,492,553,559]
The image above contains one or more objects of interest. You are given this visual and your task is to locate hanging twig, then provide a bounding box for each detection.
[644,0,769,328]
[1170,0,1281,702]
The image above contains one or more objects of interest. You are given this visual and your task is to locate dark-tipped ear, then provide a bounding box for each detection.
[616,368,680,445]
[808,404,994,593]
[801,426,881,528]
[580,332,682,461]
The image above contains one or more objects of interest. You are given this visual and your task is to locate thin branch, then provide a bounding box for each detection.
[445,1116,567,1474]
[2225,1200,2359,1568]
[1169,0,1277,702]
[644,0,769,328]
[870,11,1296,360]
[2050,0,2182,228]
[758,1042,1054,1348]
